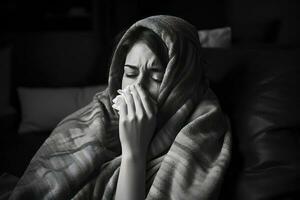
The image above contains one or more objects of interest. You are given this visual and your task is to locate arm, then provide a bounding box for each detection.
[115,154,146,200]
[114,84,157,200]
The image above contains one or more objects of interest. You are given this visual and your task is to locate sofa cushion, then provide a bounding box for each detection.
[233,49,300,200]
[202,48,300,199]
[198,27,231,48]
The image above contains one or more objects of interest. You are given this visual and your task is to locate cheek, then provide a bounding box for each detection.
[121,76,134,90]
[147,82,161,101]
[121,75,161,101]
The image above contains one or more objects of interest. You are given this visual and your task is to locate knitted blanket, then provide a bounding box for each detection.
[9,15,231,200]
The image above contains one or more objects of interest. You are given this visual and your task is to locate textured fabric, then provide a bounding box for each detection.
[0,173,19,200]
[9,15,231,200]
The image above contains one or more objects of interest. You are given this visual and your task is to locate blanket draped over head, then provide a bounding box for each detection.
[10,15,231,200]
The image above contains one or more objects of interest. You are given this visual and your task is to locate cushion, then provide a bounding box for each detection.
[198,27,231,48]
[232,50,300,200]
[18,85,107,134]
[202,48,300,199]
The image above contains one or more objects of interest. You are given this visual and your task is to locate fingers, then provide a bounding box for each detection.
[116,84,158,119]
[118,95,127,117]
[129,85,144,118]
[134,84,157,117]
[118,87,135,118]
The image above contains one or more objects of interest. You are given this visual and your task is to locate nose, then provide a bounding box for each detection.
[134,71,147,87]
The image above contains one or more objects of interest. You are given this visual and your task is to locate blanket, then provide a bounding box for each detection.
[9,15,231,200]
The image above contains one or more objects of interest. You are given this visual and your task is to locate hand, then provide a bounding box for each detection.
[118,84,157,159]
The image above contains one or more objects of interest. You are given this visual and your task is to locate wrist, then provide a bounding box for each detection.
[122,151,146,163]
[121,145,148,160]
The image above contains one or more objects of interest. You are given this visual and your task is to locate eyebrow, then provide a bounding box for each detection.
[124,64,164,72]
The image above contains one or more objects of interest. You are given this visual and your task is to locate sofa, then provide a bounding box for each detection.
[1,1,300,198]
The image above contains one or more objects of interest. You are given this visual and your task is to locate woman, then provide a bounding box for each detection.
[10,15,231,200]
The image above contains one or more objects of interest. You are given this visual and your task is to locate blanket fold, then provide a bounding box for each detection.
[9,15,231,200]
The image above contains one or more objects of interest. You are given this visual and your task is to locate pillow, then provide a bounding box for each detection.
[198,27,231,48]
[231,50,300,200]
[205,49,300,199]
[18,85,107,134]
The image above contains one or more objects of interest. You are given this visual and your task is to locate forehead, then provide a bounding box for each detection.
[125,42,161,68]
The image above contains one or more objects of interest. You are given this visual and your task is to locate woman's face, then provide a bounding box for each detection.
[121,41,165,101]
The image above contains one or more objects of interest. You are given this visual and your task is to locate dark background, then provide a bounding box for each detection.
[1,0,300,82]
[2,0,300,75]
[2,0,299,117]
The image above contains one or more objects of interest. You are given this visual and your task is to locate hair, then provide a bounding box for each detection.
[113,26,169,68]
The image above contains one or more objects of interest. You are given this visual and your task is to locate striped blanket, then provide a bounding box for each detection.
[9,15,231,200]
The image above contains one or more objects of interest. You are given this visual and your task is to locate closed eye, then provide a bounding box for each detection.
[125,73,137,78]
[151,73,163,82]
[124,65,138,77]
